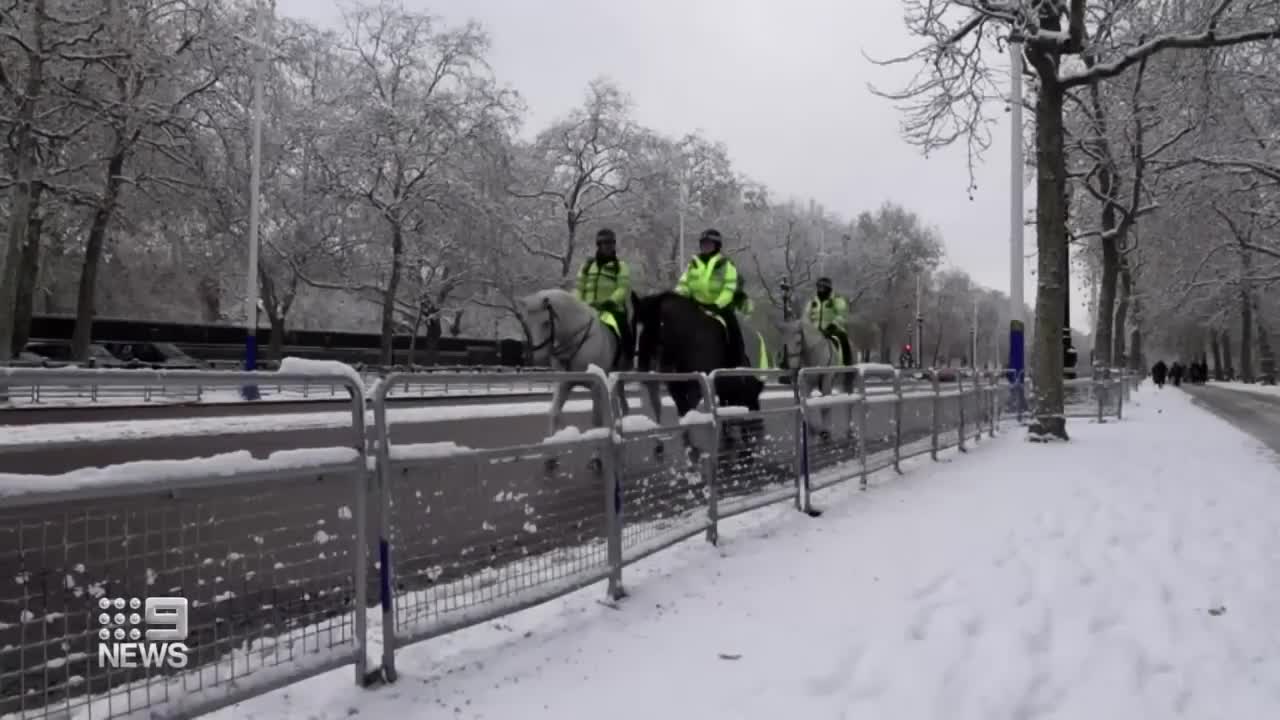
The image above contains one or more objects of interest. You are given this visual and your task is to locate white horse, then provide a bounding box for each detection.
[521,288,636,434]
[779,318,852,440]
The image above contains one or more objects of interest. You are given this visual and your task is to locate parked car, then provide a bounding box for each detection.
[104,342,207,369]
[25,342,144,369]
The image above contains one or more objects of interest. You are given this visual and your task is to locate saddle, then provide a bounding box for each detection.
[818,327,849,366]
[594,308,621,338]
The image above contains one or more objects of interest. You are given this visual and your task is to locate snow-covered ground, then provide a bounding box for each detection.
[1217,381,1280,398]
[209,386,1280,720]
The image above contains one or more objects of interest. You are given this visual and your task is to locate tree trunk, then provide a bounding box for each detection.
[1210,330,1224,380]
[71,146,128,361]
[11,181,45,353]
[1028,62,1069,440]
[0,1,45,361]
[1222,329,1235,380]
[379,219,405,366]
[407,304,423,367]
[1111,261,1131,368]
[1257,312,1276,384]
[1239,288,1254,383]
[1090,154,1120,367]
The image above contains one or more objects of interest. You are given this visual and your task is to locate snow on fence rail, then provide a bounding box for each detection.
[0,364,1129,720]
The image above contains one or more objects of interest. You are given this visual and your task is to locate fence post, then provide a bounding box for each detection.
[957,373,967,453]
[600,377,626,599]
[1095,369,1106,424]
[1116,376,1124,420]
[857,369,869,490]
[371,380,397,683]
[930,370,941,461]
[892,369,903,473]
[793,369,812,514]
[699,373,722,544]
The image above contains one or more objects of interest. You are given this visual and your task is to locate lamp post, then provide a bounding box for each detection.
[915,273,924,369]
[1008,36,1027,410]
[240,0,271,400]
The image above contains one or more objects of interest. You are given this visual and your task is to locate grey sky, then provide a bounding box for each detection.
[277,0,1092,332]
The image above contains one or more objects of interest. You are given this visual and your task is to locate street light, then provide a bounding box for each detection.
[239,0,273,400]
[1008,35,1027,409]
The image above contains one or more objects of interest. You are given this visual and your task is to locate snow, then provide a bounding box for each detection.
[388,441,473,461]
[1217,381,1280,398]
[276,357,364,391]
[0,447,360,498]
[678,410,715,426]
[618,414,660,432]
[198,386,1280,719]
[541,426,611,444]
[853,362,898,377]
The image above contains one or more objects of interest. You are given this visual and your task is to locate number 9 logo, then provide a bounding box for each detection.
[144,597,189,642]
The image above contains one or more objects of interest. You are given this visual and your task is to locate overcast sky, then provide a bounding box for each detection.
[276,0,1093,332]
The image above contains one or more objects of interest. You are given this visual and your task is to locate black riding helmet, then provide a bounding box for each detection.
[698,228,722,253]
[816,277,833,297]
[595,228,616,257]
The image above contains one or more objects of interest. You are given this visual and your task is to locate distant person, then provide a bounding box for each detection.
[1170,361,1184,387]
[1152,360,1168,388]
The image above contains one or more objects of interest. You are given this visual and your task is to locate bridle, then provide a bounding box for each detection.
[528,297,594,368]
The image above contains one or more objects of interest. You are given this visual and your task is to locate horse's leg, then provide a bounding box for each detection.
[613,378,629,423]
[548,381,570,435]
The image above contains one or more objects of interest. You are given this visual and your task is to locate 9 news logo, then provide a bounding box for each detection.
[94,596,190,669]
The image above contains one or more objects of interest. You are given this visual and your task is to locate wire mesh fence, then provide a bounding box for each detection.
[0,364,1140,719]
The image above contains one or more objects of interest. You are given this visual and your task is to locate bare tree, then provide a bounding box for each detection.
[509,78,646,280]
[876,0,1280,440]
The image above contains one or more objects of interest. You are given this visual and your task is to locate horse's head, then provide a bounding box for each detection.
[520,288,591,366]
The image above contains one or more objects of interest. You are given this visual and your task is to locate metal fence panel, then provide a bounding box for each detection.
[609,372,718,558]
[708,369,803,520]
[0,368,369,720]
[369,370,618,682]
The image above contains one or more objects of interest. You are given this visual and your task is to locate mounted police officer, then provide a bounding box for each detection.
[675,228,747,366]
[807,277,853,365]
[575,228,634,368]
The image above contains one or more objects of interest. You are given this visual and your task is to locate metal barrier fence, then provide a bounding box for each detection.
[0,365,566,408]
[0,368,369,720]
[1,364,1104,719]
[1003,368,1135,424]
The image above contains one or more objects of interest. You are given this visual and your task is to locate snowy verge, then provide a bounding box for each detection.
[0,447,360,498]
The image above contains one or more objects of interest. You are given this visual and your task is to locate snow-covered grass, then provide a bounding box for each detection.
[1216,380,1280,398]
[0,447,360,498]
[204,387,1280,719]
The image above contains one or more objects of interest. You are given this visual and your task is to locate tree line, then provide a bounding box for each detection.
[884,0,1280,439]
[0,0,1025,368]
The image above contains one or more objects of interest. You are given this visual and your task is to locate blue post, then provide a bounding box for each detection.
[241,332,261,400]
[1007,319,1026,416]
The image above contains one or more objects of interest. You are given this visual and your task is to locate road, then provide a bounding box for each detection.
[1182,384,1280,457]
[0,383,972,716]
